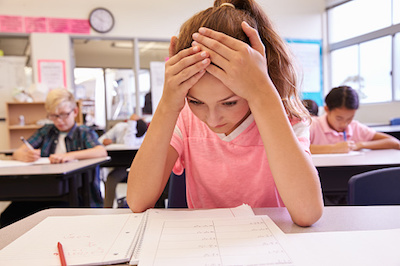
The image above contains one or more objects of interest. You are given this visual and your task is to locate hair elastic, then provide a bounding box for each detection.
[220,3,235,8]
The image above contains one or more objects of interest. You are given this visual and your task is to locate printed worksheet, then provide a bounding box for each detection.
[138,215,295,266]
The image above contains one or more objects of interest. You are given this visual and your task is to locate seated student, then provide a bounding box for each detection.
[99,114,147,207]
[303,99,319,116]
[127,0,323,227]
[310,86,400,154]
[1,88,107,227]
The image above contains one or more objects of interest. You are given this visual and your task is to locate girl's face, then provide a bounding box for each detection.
[187,73,251,135]
[325,106,356,132]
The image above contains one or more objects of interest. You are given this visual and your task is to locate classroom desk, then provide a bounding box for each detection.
[370,124,400,140]
[0,157,110,207]
[102,144,138,168]
[312,149,400,204]
[1,205,399,251]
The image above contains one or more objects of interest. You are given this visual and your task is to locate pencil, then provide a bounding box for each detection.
[343,131,347,141]
[57,242,67,266]
[20,136,34,150]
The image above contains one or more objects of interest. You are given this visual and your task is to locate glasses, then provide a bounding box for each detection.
[47,110,74,121]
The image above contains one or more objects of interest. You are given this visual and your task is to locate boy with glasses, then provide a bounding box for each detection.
[2,88,107,227]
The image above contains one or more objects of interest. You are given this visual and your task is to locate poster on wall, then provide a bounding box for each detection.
[37,59,67,91]
[286,39,323,106]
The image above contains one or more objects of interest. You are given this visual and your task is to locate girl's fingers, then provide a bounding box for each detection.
[167,46,208,76]
[241,21,265,57]
[191,40,230,74]
[169,36,178,58]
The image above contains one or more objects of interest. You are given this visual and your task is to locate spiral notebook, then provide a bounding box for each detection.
[0,204,255,266]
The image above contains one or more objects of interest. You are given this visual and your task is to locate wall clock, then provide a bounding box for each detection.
[89,8,114,33]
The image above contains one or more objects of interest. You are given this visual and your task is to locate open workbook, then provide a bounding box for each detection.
[2,204,294,266]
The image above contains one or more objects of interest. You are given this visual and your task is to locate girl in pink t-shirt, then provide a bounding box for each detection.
[310,86,400,154]
[127,0,323,226]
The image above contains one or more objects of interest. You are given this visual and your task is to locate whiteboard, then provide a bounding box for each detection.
[286,39,323,106]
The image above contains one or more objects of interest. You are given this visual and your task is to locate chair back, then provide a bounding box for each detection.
[167,171,188,208]
[390,117,400,125]
[348,167,400,205]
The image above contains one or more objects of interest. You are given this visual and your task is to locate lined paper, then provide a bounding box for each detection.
[138,216,294,266]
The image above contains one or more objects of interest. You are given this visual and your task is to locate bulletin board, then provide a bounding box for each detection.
[286,39,323,106]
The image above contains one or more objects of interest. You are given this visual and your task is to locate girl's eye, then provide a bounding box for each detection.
[223,101,237,106]
[188,99,203,105]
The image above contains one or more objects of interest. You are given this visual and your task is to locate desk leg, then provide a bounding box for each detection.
[68,175,79,207]
[81,170,91,207]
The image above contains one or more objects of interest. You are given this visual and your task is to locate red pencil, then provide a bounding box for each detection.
[57,242,67,266]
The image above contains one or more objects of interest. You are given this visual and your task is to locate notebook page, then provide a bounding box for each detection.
[129,204,255,265]
[0,213,144,266]
[138,215,295,266]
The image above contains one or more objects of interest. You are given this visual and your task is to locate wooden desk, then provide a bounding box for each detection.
[0,157,110,206]
[312,149,400,203]
[1,206,400,250]
[102,144,138,168]
[370,124,400,139]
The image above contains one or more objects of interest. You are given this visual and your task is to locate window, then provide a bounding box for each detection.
[328,0,392,43]
[327,0,400,104]
[395,33,400,100]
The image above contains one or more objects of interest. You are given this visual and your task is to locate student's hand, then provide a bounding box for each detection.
[102,138,113,146]
[20,149,41,162]
[191,22,273,102]
[49,153,76,164]
[161,36,211,114]
[333,141,356,153]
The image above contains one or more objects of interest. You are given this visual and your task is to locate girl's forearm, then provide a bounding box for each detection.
[249,89,323,226]
[127,102,180,212]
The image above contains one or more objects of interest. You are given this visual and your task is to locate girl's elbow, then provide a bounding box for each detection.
[126,193,149,213]
[292,204,323,227]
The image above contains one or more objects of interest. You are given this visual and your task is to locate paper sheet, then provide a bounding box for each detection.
[0,213,144,266]
[0,157,50,168]
[138,215,294,266]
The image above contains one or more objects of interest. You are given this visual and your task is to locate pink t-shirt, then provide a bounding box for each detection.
[310,114,376,144]
[170,104,311,209]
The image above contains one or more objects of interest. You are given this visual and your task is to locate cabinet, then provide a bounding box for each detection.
[6,102,83,149]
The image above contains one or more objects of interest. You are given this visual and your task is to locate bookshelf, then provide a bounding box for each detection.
[6,101,83,149]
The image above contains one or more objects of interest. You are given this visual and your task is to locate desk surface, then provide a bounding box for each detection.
[312,149,400,167]
[370,124,400,133]
[0,157,110,176]
[1,206,400,250]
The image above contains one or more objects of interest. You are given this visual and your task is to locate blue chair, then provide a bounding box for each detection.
[390,117,400,125]
[348,167,400,205]
[167,171,188,208]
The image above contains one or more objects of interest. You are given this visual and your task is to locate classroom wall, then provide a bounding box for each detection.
[0,0,325,150]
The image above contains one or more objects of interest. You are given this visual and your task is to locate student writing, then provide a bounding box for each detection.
[1,88,107,227]
[127,0,323,227]
[99,113,147,207]
[310,86,400,154]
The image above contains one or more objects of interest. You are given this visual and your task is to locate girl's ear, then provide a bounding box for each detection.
[324,105,329,113]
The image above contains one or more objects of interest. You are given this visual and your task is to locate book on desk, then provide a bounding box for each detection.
[0,204,298,266]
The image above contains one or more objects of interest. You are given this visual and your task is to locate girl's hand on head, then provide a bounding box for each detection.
[161,36,211,114]
[191,22,274,102]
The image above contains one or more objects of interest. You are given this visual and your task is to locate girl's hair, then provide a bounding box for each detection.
[325,86,359,111]
[45,88,77,113]
[174,0,308,120]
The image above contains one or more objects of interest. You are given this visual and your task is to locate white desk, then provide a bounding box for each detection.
[312,149,400,203]
[1,206,400,249]
[0,157,110,206]
[371,124,400,139]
